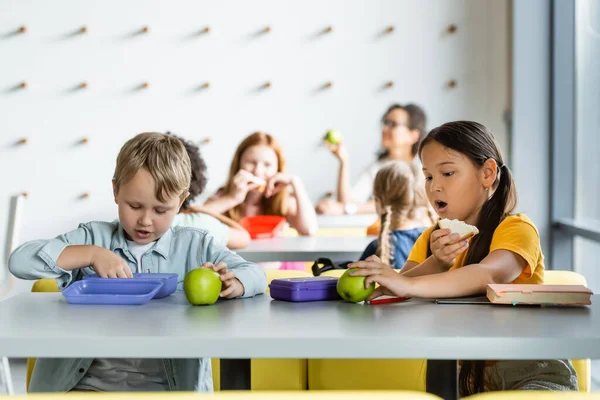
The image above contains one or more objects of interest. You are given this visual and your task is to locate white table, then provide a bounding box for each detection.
[316,214,378,229]
[1,293,598,399]
[235,236,376,262]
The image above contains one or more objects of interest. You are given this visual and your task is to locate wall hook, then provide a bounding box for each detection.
[202,26,210,34]
[17,138,28,145]
[263,26,271,33]
[80,192,90,199]
[323,26,333,33]
[385,81,394,88]
[385,26,395,33]
[18,81,27,89]
[80,137,89,144]
[447,79,457,88]
[18,26,27,33]
[79,26,88,34]
[447,24,457,34]
[262,81,271,89]
[141,26,150,34]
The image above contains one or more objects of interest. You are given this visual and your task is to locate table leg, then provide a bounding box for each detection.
[220,359,251,390]
[426,359,458,400]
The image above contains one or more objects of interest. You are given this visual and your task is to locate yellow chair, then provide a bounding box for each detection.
[465,392,600,400]
[27,279,61,390]
[10,391,443,399]
[543,270,591,392]
[308,359,427,391]
[544,270,588,286]
[309,263,426,391]
[27,274,308,392]
[215,269,311,391]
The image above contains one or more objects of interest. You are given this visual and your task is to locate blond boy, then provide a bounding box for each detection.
[9,132,266,392]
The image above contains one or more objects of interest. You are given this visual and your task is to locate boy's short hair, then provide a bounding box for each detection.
[113,132,191,202]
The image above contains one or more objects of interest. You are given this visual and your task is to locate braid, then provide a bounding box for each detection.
[377,206,393,265]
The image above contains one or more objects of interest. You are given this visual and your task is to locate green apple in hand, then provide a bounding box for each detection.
[336,268,375,303]
[184,267,222,305]
[323,129,343,145]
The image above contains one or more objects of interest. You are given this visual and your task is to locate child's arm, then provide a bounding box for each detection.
[185,205,251,249]
[9,222,132,288]
[400,257,447,277]
[350,249,527,299]
[285,176,318,236]
[334,145,351,204]
[202,193,241,215]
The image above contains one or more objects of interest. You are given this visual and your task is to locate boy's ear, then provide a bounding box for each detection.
[178,191,190,208]
[481,159,498,189]
[112,180,119,204]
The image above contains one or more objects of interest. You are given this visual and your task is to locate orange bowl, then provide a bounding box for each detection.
[239,215,287,239]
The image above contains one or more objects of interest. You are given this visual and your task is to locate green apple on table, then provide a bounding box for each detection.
[336,268,375,303]
[184,267,223,305]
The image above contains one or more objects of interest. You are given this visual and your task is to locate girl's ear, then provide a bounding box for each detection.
[480,159,498,189]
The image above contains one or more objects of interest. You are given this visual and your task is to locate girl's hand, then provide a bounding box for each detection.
[90,247,133,278]
[231,170,264,203]
[325,142,348,163]
[348,255,410,300]
[430,229,469,269]
[202,262,245,299]
[264,173,294,198]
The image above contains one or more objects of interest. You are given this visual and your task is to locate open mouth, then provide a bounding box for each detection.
[434,200,448,212]
[136,229,151,238]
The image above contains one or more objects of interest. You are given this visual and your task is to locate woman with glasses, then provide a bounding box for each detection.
[316,103,428,216]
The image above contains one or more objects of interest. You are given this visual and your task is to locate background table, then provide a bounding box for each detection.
[235,236,376,262]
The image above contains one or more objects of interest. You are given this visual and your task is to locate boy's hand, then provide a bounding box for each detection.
[430,229,469,269]
[203,262,245,299]
[90,247,133,278]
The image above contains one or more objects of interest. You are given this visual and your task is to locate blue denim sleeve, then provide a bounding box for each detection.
[8,222,107,289]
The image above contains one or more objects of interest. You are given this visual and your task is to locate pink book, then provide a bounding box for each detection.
[486,284,593,306]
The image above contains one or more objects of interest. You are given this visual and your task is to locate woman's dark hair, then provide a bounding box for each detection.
[166,132,208,211]
[378,103,427,160]
[419,121,517,396]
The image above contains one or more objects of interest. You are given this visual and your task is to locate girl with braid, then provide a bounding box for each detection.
[358,161,434,268]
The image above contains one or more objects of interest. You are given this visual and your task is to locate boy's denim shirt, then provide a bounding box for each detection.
[8,221,267,393]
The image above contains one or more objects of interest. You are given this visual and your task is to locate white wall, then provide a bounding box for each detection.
[0,0,509,295]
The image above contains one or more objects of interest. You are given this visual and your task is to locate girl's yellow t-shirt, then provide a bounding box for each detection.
[406,213,544,284]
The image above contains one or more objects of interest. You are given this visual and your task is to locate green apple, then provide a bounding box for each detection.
[323,129,343,145]
[184,267,222,305]
[336,268,375,303]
